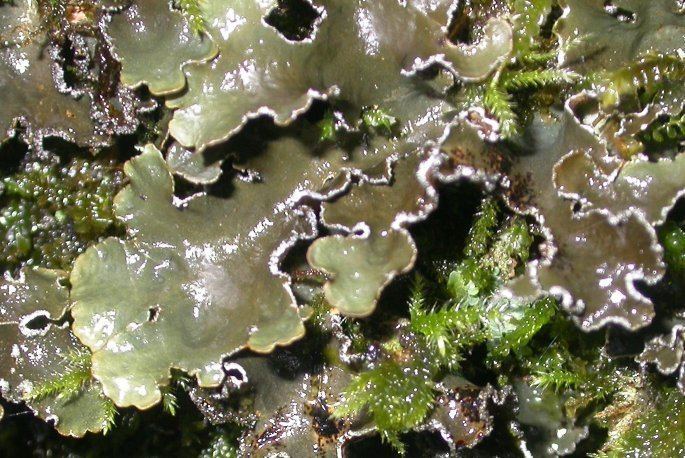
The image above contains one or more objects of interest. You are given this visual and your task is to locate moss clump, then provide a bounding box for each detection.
[444,199,557,367]
[334,197,560,453]
[335,361,435,453]
[456,1,579,139]
[0,157,125,270]
[448,199,534,300]
[595,387,685,458]
[408,276,485,370]
[659,220,685,281]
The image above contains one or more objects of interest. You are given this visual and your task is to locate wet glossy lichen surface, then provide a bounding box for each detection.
[1,0,685,456]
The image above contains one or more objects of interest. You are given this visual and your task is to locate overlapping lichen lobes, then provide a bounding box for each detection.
[444,83,685,329]
[639,319,685,392]
[555,0,685,72]
[309,154,436,317]
[0,0,100,146]
[0,269,111,437]
[0,158,124,271]
[485,94,685,331]
[165,0,512,151]
[515,380,589,455]
[237,350,352,456]
[70,135,403,409]
[166,142,222,185]
[106,0,218,95]
[2,0,685,452]
[556,152,685,225]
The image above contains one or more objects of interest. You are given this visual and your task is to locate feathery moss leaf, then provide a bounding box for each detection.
[335,361,435,454]
[464,198,500,259]
[502,69,579,92]
[25,349,92,402]
[530,346,585,392]
[483,83,519,138]
[409,276,486,369]
[100,398,118,435]
[487,297,556,361]
[517,49,556,67]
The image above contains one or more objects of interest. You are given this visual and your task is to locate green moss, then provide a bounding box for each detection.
[457,6,579,140]
[596,387,685,458]
[483,216,534,277]
[175,0,207,35]
[464,197,499,259]
[501,69,579,92]
[448,200,534,300]
[160,372,192,417]
[447,257,496,300]
[530,345,588,393]
[0,157,124,270]
[659,221,685,278]
[483,82,520,138]
[487,296,556,361]
[306,293,333,329]
[519,315,630,425]
[317,110,337,142]
[26,349,92,402]
[26,349,118,434]
[361,106,397,135]
[335,196,562,452]
[420,197,550,367]
[642,110,685,148]
[335,360,435,453]
[409,275,486,370]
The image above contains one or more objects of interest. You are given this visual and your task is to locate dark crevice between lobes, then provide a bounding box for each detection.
[0,136,29,175]
[603,1,637,23]
[264,0,322,42]
[57,37,79,91]
[446,0,510,45]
